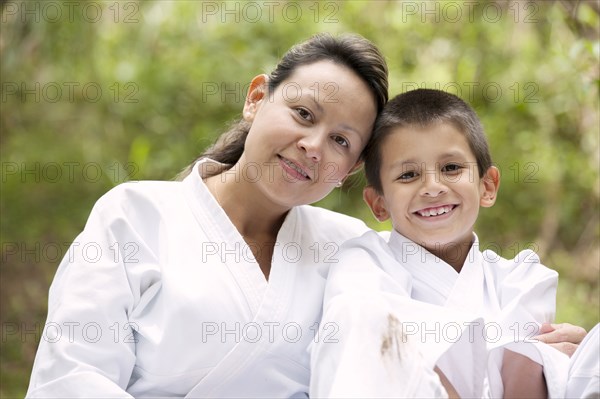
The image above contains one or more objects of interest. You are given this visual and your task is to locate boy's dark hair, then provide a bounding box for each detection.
[364,88,492,193]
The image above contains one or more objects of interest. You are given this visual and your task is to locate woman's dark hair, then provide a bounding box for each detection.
[177,33,388,179]
[364,88,492,194]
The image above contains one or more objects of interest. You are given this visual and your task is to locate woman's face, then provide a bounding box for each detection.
[237,60,378,209]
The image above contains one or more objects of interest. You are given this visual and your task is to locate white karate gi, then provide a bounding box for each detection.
[313,229,599,398]
[27,159,370,398]
[310,230,488,398]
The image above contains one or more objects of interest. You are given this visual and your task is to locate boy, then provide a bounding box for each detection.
[310,89,598,398]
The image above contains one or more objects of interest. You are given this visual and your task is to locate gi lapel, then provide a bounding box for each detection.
[183,195,303,397]
[388,230,458,306]
[444,234,486,316]
[183,160,268,317]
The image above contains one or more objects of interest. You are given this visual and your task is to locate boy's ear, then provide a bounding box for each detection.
[363,186,390,222]
[480,166,500,208]
[243,74,268,122]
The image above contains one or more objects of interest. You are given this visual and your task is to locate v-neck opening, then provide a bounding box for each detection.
[181,159,299,319]
[388,230,459,303]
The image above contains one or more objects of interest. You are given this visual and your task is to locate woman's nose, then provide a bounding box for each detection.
[297,133,324,162]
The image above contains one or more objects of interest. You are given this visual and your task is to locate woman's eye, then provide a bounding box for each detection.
[332,135,349,148]
[295,107,313,121]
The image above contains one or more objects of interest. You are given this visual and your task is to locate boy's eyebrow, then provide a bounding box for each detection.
[389,159,419,168]
[438,151,470,160]
[388,151,470,168]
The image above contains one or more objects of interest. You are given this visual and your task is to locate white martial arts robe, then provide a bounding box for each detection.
[386,230,564,398]
[311,230,488,398]
[314,229,599,398]
[27,159,370,398]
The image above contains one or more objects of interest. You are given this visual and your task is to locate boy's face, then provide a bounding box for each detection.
[364,122,499,253]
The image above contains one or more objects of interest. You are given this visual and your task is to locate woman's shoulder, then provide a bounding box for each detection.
[296,205,370,241]
[298,204,365,225]
[85,180,187,231]
[95,180,182,209]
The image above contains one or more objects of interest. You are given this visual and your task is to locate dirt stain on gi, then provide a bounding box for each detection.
[380,314,406,360]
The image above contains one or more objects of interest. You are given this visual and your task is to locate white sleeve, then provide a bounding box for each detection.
[496,250,558,331]
[566,323,600,398]
[27,186,159,398]
[484,250,565,398]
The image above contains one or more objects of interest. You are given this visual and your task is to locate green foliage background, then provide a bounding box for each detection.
[1,0,598,396]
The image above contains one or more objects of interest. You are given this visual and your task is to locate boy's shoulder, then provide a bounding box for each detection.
[338,230,397,268]
[478,246,558,305]
[341,229,391,250]
[480,246,556,279]
[326,230,411,299]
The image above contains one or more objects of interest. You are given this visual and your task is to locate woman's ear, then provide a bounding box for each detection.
[336,162,363,188]
[243,74,268,122]
[348,160,364,176]
[363,186,390,222]
[480,166,500,208]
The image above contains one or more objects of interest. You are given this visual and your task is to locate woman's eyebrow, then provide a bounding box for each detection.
[304,92,362,140]
[339,123,360,136]
[306,93,324,113]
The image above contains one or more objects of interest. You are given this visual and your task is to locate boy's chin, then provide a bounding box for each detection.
[419,238,471,253]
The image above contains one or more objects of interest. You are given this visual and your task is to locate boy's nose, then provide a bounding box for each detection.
[420,172,448,197]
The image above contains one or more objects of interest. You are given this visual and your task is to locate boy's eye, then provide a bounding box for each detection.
[442,163,463,173]
[398,171,418,181]
[295,107,313,122]
[332,135,349,148]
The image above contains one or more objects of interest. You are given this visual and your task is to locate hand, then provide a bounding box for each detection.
[534,322,587,357]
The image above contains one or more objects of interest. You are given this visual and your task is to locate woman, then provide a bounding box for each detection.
[26,33,388,397]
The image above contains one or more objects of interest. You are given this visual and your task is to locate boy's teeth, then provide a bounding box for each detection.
[418,205,453,217]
